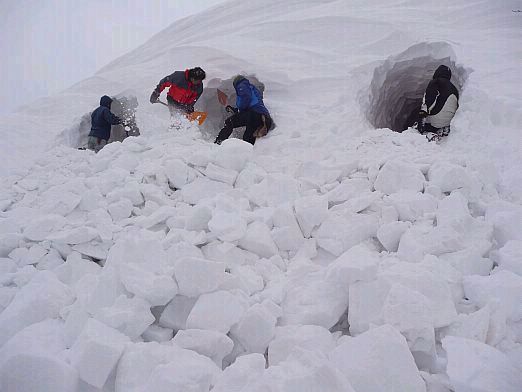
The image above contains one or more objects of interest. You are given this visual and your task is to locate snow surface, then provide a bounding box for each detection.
[1,0,522,391]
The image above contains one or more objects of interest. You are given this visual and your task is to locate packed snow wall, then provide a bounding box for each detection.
[366,42,469,132]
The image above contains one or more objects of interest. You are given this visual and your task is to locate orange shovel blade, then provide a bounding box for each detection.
[185,111,208,125]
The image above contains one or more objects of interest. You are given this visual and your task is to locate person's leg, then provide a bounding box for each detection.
[87,136,97,151]
[215,112,249,143]
[87,136,106,152]
[243,112,264,145]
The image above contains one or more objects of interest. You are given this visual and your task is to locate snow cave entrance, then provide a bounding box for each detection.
[366,42,469,132]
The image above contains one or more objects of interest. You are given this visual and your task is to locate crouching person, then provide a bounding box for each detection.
[418,65,459,142]
[215,75,273,145]
[88,95,122,152]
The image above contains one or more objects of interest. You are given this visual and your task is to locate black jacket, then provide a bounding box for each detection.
[421,65,459,116]
[89,96,121,141]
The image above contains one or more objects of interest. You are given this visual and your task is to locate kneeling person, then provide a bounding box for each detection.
[215,75,272,145]
[418,65,459,141]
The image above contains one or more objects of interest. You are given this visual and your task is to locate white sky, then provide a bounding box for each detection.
[0,0,225,114]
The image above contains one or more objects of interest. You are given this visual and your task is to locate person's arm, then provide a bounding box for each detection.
[235,83,252,111]
[103,108,122,125]
[421,80,439,114]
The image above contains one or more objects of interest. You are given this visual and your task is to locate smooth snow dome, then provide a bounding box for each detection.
[1,1,522,392]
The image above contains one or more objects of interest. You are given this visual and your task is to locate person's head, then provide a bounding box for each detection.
[433,65,451,80]
[100,95,113,109]
[233,75,246,88]
[188,67,206,84]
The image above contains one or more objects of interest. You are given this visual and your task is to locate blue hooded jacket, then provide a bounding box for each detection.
[234,77,270,117]
[89,95,121,141]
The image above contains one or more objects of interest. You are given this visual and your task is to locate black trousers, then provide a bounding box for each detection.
[217,110,270,145]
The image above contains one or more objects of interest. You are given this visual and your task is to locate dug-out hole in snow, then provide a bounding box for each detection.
[366,42,470,132]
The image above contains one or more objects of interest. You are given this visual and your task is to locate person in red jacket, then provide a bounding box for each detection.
[150,67,206,116]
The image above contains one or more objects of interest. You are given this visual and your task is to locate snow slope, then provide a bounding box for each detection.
[1,1,522,391]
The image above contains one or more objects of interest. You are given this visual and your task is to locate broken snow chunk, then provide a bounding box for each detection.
[173,257,226,297]
[385,191,438,222]
[326,244,380,286]
[163,158,198,189]
[181,177,232,204]
[47,226,99,245]
[213,138,253,172]
[239,220,279,258]
[329,325,426,392]
[120,263,178,306]
[491,240,522,276]
[374,160,425,194]
[428,162,471,193]
[172,329,234,366]
[294,195,328,237]
[108,199,133,221]
[142,324,173,342]
[186,290,248,333]
[159,295,197,331]
[23,214,67,241]
[443,336,522,392]
[208,210,247,242]
[205,162,238,185]
[69,318,129,388]
[377,221,410,252]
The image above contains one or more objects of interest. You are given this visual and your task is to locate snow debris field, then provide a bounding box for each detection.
[1,1,521,391]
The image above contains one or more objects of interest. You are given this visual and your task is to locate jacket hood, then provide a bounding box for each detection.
[433,65,451,80]
[233,75,247,88]
[100,95,113,108]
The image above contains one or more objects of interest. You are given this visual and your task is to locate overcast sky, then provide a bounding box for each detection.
[0,0,225,114]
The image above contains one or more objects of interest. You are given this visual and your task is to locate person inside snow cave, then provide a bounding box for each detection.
[87,95,122,153]
[214,75,273,145]
[417,65,459,142]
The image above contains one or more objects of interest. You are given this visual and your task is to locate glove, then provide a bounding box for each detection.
[226,105,238,114]
[185,105,194,113]
[150,90,160,104]
[418,110,428,118]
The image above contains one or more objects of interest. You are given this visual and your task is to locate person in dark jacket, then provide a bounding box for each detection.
[215,75,272,145]
[150,67,206,116]
[88,95,122,152]
[418,65,459,141]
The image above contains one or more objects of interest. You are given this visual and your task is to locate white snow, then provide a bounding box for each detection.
[1,1,521,391]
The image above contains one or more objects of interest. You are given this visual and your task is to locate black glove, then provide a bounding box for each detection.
[226,105,238,114]
[186,105,194,113]
[419,110,428,118]
[150,90,160,104]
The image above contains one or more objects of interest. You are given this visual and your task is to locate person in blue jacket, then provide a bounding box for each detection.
[88,95,122,152]
[215,75,272,145]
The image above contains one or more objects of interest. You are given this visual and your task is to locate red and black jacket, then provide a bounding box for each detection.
[155,69,203,106]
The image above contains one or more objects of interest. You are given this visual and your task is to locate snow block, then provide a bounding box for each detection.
[427,162,471,193]
[325,244,380,286]
[463,270,522,321]
[294,195,328,237]
[326,178,371,206]
[47,226,99,245]
[491,240,522,276]
[329,324,426,392]
[239,221,279,258]
[268,324,337,366]
[213,138,253,172]
[108,199,133,221]
[186,290,248,333]
[181,177,232,204]
[443,336,522,392]
[172,329,234,366]
[69,318,129,388]
[377,220,410,251]
[208,210,247,242]
[185,205,212,231]
[316,212,379,256]
[385,191,438,222]
[230,301,282,354]
[115,341,220,392]
[158,295,197,331]
[374,160,425,195]
[212,353,266,392]
[94,295,155,340]
[0,271,73,347]
[0,353,79,392]
[142,324,173,342]
[205,162,238,185]
[173,256,226,297]
[23,214,67,241]
[348,278,390,334]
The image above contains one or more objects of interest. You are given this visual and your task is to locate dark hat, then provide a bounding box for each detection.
[433,65,452,80]
[189,67,206,81]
